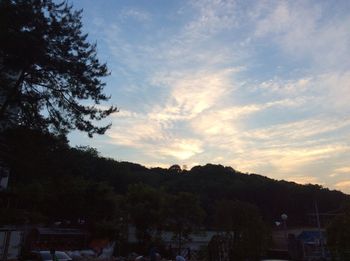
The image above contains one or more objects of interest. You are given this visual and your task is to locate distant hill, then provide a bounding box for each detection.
[2,127,349,227]
[100,161,348,227]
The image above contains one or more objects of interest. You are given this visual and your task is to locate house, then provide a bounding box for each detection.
[269,227,331,260]
[296,230,330,261]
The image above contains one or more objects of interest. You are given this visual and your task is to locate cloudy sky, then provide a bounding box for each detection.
[69,0,350,193]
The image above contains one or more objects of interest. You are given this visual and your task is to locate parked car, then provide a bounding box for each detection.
[22,250,72,261]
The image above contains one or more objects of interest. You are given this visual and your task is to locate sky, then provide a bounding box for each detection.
[68,0,350,193]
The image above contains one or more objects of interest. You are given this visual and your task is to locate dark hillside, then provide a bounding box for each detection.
[2,127,348,227]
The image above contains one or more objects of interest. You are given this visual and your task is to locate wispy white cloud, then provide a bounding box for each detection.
[317,71,350,110]
[225,135,350,174]
[245,118,350,142]
[185,0,237,38]
[329,166,350,178]
[151,68,240,117]
[155,138,204,160]
[335,180,350,191]
[335,167,350,173]
[253,1,350,69]
[119,8,151,22]
[286,175,322,185]
[257,77,312,96]
[108,115,204,160]
[107,68,240,160]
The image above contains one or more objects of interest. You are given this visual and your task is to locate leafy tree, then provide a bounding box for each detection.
[27,176,117,225]
[2,127,69,184]
[327,208,350,260]
[169,164,182,174]
[84,181,118,223]
[164,192,204,254]
[212,200,269,260]
[0,0,117,136]
[125,183,165,244]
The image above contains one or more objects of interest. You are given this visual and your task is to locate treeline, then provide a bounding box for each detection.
[1,127,349,230]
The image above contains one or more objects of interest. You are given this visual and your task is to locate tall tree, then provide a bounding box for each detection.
[212,200,269,260]
[125,183,165,245]
[164,192,204,254]
[0,0,117,136]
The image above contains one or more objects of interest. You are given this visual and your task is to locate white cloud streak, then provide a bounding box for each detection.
[254,1,350,69]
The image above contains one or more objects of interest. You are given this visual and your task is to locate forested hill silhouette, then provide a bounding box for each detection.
[1,127,348,227]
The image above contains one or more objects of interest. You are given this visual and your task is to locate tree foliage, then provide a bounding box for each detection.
[327,208,350,260]
[168,164,182,174]
[164,192,204,253]
[0,0,117,136]
[212,200,269,260]
[125,183,165,244]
